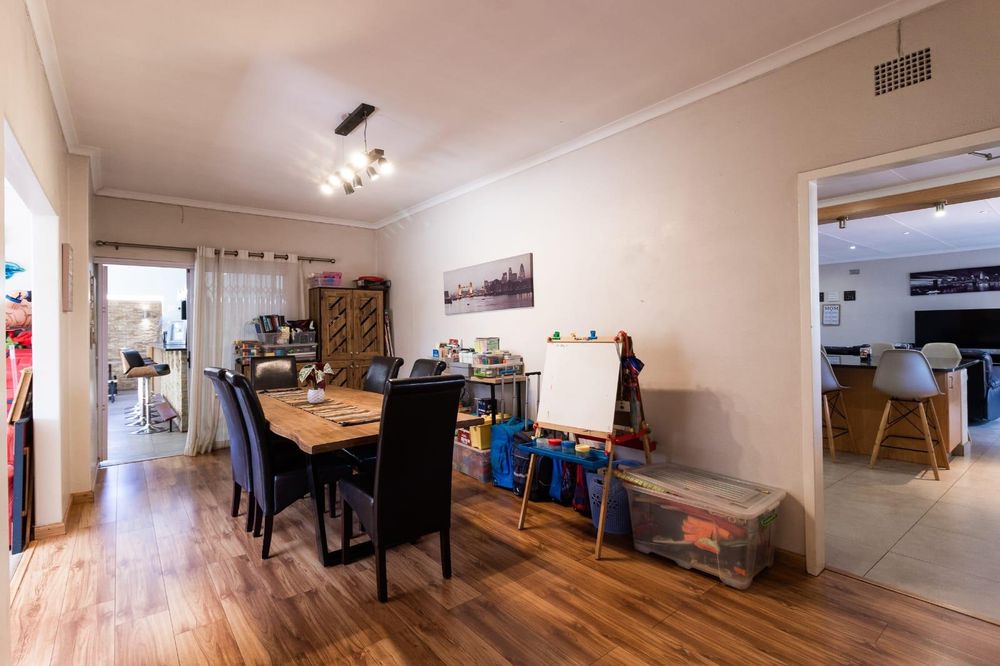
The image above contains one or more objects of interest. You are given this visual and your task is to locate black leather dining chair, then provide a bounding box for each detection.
[409,359,446,378]
[204,367,256,532]
[227,370,354,559]
[250,356,299,391]
[361,356,403,393]
[339,374,466,602]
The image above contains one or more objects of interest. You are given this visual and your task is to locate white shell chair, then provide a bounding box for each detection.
[870,349,950,480]
[867,342,895,358]
[820,353,854,461]
[921,342,962,366]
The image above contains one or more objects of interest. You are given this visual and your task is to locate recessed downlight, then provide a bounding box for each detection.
[849,245,857,250]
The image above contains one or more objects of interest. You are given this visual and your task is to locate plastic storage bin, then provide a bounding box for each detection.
[586,469,632,535]
[620,463,785,590]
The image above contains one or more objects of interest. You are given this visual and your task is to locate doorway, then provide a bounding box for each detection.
[96,260,191,465]
[799,127,1000,623]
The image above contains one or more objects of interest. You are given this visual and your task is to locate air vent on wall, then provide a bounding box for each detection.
[874,48,931,96]
[849,269,860,275]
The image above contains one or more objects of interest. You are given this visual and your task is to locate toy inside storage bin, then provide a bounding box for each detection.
[586,460,641,535]
[619,463,785,590]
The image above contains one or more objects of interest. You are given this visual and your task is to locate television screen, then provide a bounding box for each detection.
[915,309,1000,349]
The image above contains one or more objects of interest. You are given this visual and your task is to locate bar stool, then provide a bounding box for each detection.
[120,349,172,435]
[921,342,962,365]
[820,353,853,461]
[870,349,950,480]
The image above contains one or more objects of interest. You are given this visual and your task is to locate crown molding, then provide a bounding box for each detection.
[373,0,944,229]
[95,188,373,229]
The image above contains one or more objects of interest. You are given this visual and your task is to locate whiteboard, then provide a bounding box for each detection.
[536,341,621,435]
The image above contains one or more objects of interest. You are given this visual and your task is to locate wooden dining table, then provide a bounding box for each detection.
[258,384,485,566]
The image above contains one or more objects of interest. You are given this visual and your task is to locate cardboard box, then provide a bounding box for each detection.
[453,441,491,482]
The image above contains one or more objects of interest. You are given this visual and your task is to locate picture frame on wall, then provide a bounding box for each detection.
[822,303,841,326]
[443,253,534,315]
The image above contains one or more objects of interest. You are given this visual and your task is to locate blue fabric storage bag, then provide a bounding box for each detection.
[490,417,530,489]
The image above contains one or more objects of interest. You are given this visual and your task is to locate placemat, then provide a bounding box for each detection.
[262,388,381,426]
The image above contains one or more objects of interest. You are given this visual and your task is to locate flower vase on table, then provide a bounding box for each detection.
[298,363,336,404]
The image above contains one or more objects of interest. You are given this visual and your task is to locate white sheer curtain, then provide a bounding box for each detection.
[185,247,303,455]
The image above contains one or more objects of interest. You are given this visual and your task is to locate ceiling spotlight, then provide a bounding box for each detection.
[339,166,356,183]
[903,231,911,235]
[352,173,364,189]
[350,151,369,169]
[342,181,355,195]
[837,216,848,230]
[319,182,334,196]
[327,174,340,186]
[934,201,947,217]
[366,165,380,180]
[380,159,395,176]
[849,245,857,250]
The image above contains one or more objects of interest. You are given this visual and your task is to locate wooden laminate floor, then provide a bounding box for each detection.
[11,450,1000,665]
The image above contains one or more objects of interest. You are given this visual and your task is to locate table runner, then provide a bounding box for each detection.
[261,388,381,426]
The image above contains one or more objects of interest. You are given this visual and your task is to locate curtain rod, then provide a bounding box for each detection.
[94,240,336,264]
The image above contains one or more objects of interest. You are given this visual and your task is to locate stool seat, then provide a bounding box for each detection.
[120,348,172,435]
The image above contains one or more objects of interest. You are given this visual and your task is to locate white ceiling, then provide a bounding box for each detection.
[43,0,920,226]
[817,145,1000,200]
[819,198,1000,264]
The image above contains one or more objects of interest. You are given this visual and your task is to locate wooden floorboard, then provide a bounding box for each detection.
[11,449,1000,665]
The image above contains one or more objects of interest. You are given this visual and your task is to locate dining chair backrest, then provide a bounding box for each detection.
[251,356,298,391]
[204,367,252,491]
[227,370,273,511]
[873,349,941,400]
[819,353,842,394]
[409,359,447,378]
[868,342,894,358]
[362,355,404,393]
[373,375,466,543]
[921,342,962,366]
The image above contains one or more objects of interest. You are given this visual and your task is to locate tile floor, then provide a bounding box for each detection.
[825,418,1000,622]
[105,389,187,465]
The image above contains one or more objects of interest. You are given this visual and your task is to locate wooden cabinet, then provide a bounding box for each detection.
[309,288,386,389]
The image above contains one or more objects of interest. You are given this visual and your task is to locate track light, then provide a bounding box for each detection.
[352,173,364,188]
[837,216,848,230]
[934,201,947,217]
[323,105,394,195]
[366,165,379,180]
[342,181,354,195]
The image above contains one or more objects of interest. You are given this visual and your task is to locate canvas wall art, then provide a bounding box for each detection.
[443,253,534,315]
[910,265,1000,296]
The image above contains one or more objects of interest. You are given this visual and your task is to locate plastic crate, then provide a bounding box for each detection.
[453,441,491,482]
[620,463,785,590]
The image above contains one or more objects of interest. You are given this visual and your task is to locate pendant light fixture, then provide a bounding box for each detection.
[319,103,394,196]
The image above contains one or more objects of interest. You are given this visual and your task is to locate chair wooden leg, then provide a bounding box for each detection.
[927,400,950,470]
[231,482,241,517]
[261,514,274,559]
[822,394,836,462]
[341,501,353,565]
[375,543,388,603]
[918,401,941,481]
[838,392,857,449]
[870,400,892,468]
[440,529,452,580]
[245,491,255,532]
[516,454,538,530]
[253,503,263,537]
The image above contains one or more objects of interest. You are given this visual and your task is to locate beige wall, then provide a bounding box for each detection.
[377,0,1000,554]
[91,196,377,281]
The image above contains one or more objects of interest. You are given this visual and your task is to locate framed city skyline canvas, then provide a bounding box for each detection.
[910,265,1000,295]
[443,253,534,315]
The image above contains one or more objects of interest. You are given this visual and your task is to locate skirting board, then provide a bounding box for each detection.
[34,521,66,539]
[71,490,95,504]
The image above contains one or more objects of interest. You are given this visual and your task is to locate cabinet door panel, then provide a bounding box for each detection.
[320,290,353,362]
[349,361,371,390]
[324,360,351,389]
[351,291,385,361]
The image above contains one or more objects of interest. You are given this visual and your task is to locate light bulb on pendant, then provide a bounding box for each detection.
[319,182,334,196]
[350,151,368,169]
[366,165,379,180]
[934,201,947,218]
[327,174,340,186]
[339,166,355,183]
[380,159,395,175]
